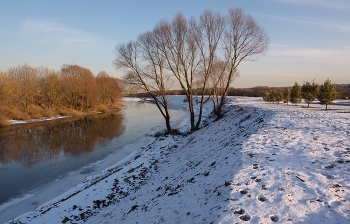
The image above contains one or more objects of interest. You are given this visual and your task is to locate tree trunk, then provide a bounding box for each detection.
[165,116,171,133]
[187,96,195,131]
[190,111,195,131]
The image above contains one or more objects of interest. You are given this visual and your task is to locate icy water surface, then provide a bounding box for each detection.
[0,101,187,223]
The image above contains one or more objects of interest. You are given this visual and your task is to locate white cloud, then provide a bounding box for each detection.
[21,19,112,46]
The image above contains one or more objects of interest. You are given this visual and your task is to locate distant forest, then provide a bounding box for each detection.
[0,64,123,126]
[131,84,350,99]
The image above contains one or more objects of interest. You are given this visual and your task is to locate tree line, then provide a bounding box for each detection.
[263,79,338,110]
[115,8,269,132]
[130,84,349,99]
[0,64,123,126]
[160,86,270,97]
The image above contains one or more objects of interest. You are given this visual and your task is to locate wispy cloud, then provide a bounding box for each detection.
[270,0,350,10]
[269,44,350,63]
[20,19,112,46]
[260,14,350,33]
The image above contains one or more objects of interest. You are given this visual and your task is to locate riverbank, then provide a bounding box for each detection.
[0,99,187,223]
[8,97,350,223]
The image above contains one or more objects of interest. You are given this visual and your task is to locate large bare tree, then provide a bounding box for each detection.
[115,32,174,133]
[153,13,200,131]
[115,8,269,131]
[191,10,225,129]
[214,8,269,116]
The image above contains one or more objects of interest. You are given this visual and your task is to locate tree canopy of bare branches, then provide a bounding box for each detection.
[115,8,269,131]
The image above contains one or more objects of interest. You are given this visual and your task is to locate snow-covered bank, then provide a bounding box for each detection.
[9,98,350,223]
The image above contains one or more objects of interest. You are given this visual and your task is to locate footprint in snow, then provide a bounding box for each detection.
[233,208,245,214]
[270,215,279,222]
[323,164,336,169]
[239,189,248,194]
[333,151,342,157]
[238,214,251,221]
[257,195,267,202]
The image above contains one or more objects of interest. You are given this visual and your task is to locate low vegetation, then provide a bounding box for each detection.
[0,64,123,122]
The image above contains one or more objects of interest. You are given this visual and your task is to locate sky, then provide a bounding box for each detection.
[0,0,349,88]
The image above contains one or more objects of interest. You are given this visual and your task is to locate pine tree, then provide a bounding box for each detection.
[270,89,276,103]
[275,89,283,103]
[263,90,270,103]
[290,82,302,105]
[319,78,337,110]
[301,81,319,107]
[283,88,291,105]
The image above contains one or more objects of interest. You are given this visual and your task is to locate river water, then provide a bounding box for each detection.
[0,101,187,223]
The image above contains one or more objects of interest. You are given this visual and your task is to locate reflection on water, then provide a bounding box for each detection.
[0,112,125,166]
[0,101,187,222]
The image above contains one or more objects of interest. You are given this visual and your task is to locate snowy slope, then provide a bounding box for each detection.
[9,97,350,224]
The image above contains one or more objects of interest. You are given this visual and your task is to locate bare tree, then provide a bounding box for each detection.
[7,64,40,108]
[153,13,200,131]
[60,64,98,110]
[214,8,269,117]
[115,8,269,131]
[115,33,173,133]
[96,71,123,107]
[191,10,225,129]
[154,11,226,130]
[37,67,62,109]
[0,71,19,108]
[208,60,239,110]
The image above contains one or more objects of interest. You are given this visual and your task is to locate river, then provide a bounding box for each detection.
[0,100,187,223]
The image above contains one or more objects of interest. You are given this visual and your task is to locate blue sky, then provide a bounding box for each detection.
[0,0,349,88]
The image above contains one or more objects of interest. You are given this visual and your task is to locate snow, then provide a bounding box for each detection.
[7,97,350,224]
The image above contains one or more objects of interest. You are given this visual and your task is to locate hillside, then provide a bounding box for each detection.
[9,98,350,223]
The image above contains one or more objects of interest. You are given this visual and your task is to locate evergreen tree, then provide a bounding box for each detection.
[301,81,319,107]
[270,89,276,103]
[275,89,283,103]
[263,90,270,103]
[319,78,337,110]
[290,82,302,105]
[283,88,291,105]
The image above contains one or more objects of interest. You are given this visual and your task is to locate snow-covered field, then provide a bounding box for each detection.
[8,97,350,223]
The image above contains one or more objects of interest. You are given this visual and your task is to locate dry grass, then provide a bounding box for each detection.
[41,108,56,118]
[0,102,119,122]
[0,117,10,127]
[0,106,26,120]
[25,105,45,119]
[58,108,82,116]
[95,104,108,113]
[112,102,124,110]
